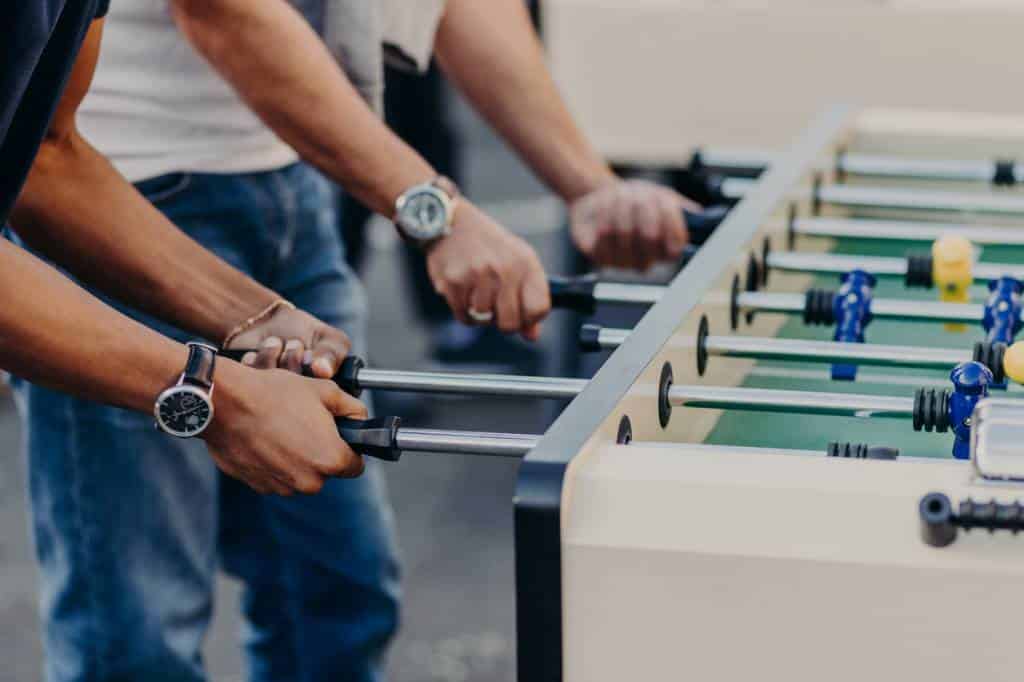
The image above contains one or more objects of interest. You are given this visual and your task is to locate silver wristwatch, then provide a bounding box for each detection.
[394,176,460,247]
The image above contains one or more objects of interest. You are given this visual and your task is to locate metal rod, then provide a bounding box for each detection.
[668,384,914,419]
[592,327,631,350]
[591,326,968,371]
[793,216,1024,246]
[704,335,966,370]
[838,153,1001,184]
[719,177,757,200]
[765,250,1024,283]
[766,251,909,278]
[592,281,665,306]
[395,428,539,457]
[817,184,1024,216]
[697,147,1021,184]
[720,178,1024,216]
[736,291,987,324]
[357,368,587,400]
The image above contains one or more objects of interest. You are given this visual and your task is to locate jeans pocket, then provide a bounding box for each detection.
[136,173,192,204]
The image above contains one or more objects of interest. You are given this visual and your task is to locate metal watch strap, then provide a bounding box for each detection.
[183,342,217,390]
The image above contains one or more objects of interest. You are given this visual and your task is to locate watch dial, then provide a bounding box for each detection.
[157,388,213,436]
[399,191,447,240]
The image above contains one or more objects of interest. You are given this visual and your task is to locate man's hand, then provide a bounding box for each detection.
[570,179,702,271]
[426,201,551,341]
[202,361,368,495]
[224,306,351,379]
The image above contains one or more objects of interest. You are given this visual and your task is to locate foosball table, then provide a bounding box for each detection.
[228,106,1024,680]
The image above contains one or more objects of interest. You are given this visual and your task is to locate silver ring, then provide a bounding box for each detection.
[467,308,495,324]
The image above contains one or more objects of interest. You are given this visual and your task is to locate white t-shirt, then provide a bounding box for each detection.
[80,0,446,183]
[80,2,298,182]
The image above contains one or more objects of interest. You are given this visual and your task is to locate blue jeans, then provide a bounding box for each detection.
[11,164,401,682]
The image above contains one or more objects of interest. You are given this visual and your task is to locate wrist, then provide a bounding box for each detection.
[563,166,617,204]
[200,359,252,441]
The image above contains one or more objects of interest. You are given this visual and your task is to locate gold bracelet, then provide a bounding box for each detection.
[221,299,296,349]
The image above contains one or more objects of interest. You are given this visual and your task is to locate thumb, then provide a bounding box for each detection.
[320,381,369,419]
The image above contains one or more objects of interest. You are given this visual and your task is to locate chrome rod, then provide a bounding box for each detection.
[697,147,1022,184]
[765,250,1024,282]
[594,327,630,350]
[358,368,587,400]
[793,216,1024,246]
[719,178,1024,215]
[592,327,969,371]
[704,335,966,370]
[817,184,1024,216]
[669,385,913,420]
[736,291,988,324]
[719,177,757,200]
[395,428,539,457]
[696,147,776,172]
[839,153,1000,184]
[592,281,665,306]
[870,298,987,323]
[766,251,909,278]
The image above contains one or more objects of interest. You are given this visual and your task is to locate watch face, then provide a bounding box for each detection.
[154,386,214,437]
[398,189,449,241]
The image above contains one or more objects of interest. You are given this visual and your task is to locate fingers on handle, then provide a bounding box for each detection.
[520,263,551,341]
[281,339,306,374]
[438,276,471,325]
[633,198,662,269]
[612,193,639,269]
[252,337,284,369]
[320,381,369,419]
[310,331,351,379]
[467,270,499,326]
[661,192,688,256]
[496,273,524,335]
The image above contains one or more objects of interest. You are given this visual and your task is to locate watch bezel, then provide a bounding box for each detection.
[154,383,215,438]
[394,183,455,245]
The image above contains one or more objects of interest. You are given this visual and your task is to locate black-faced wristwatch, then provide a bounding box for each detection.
[394,175,460,247]
[154,341,218,438]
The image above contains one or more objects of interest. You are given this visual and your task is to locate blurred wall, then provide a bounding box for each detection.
[543,0,1024,163]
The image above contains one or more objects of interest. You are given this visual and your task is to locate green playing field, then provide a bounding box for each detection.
[706,236,1024,459]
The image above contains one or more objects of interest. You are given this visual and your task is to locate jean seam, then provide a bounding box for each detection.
[65,397,105,680]
[270,169,300,266]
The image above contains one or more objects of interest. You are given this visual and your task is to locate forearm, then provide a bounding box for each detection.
[434,0,615,202]
[171,0,434,216]
[10,133,278,343]
[0,240,189,411]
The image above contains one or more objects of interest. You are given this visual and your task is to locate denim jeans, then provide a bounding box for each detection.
[11,163,401,682]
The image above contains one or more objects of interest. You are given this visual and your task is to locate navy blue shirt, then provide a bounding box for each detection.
[0,1,110,223]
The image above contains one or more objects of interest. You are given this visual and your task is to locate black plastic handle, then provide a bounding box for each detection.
[548,274,598,314]
[579,324,604,352]
[336,416,403,462]
[701,174,742,207]
[684,205,730,246]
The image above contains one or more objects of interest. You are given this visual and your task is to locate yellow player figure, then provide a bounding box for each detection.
[932,235,974,332]
[1002,341,1024,386]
